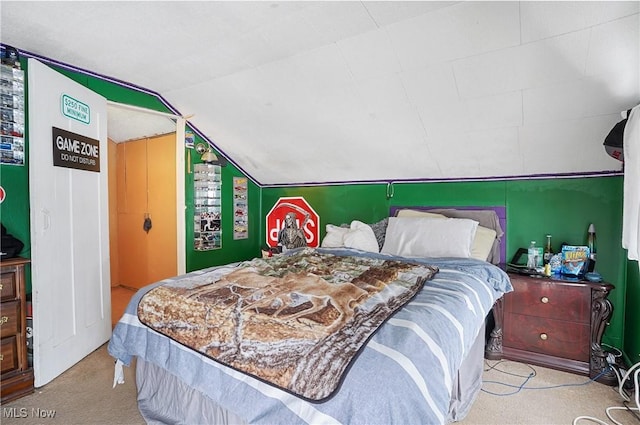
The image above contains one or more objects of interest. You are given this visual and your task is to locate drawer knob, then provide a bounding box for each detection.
[0,316,8,325]
[541,296,549,304]
[540,333,548,341]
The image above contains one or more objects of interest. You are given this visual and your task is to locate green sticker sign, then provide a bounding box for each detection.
[61,94,90,124]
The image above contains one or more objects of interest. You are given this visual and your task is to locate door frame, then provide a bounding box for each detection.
[107,101,186,277]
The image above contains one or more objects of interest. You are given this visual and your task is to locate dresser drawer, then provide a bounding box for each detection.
[504,312,590,362]
[0,258,32,403]
[0,335,19,374]
[0,270,17,301]
[0,300,20,338]
[506,278,590,323]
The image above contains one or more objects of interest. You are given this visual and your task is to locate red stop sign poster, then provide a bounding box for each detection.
[266,197,320,248]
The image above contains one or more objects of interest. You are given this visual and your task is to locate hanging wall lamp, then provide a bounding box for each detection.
[201,148,219,164]
[196,142,225,166]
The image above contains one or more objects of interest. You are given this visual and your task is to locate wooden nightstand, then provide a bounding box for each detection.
[1,257,34,402]
[485,272,616,385]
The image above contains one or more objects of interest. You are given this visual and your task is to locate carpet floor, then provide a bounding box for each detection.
[1,343,635,425]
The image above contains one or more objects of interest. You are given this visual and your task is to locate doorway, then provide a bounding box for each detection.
[108,134,177,325]
[114,134,177,287]
[106,102,186,326]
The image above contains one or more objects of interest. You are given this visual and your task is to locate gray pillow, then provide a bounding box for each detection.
[369,217,389,251]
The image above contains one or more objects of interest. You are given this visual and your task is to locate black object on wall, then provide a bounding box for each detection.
[604,118,627,162]
[1,223,24,259]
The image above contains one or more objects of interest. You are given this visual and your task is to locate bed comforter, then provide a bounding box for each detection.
[137,248,439,401]
[109,247,512,425]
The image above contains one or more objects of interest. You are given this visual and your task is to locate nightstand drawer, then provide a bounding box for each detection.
[506,278,590,323]
[0,271,17,301]
[0,300,20,338]
[1,335,19,374]
[504,313,590,362]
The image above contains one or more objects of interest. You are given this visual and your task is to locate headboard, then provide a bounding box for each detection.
[389,206,507,264]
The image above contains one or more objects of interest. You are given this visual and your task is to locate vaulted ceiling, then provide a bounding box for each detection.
[2,1,638,185]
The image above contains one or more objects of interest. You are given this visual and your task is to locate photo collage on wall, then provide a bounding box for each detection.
[233,177,248,239]
[194,163,222,250]
[0,51,25,166]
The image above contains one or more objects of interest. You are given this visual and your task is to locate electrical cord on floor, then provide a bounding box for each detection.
[573,358,640,425]
[481,360,537,396]
[482,360,612,396]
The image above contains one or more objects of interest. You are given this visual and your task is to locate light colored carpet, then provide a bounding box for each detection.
[1,344,635,425]
[1,344,144,425]
[462,360,637,425]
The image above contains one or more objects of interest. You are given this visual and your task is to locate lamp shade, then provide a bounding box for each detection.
[201,149,219,164]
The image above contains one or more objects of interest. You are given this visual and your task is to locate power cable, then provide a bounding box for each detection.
[482,357,640,424]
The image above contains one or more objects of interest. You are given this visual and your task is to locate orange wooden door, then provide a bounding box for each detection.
[114,134,177,289]
[146,134,177,284]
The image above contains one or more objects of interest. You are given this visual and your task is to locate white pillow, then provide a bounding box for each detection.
[320,224,349,248]
[395,210,497,261]
[381,217,478,258]
[343,221,380,253]
[471,226,497,261]
[396,209,447,219]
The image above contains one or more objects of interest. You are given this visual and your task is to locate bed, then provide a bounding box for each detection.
[108,206,512,425]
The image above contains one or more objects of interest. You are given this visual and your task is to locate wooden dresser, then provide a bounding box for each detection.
[1,257,34,402]
[485,273,616,385]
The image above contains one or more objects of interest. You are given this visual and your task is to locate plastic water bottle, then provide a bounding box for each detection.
[527,241,538,269]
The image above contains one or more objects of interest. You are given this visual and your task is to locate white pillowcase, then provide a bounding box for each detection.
[381,217,478,258]
[320,221,380,253]
[471,226,497,261]
[394,209,497,261]
[343,220,380,253]
[320,224,349,248]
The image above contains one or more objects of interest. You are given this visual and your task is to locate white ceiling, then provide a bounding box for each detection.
[106,103,177,143]
[2,1,638,185]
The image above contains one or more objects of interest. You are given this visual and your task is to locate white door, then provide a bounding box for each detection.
[28,59,111,386]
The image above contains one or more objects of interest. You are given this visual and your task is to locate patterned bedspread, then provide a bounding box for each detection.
[137,249,438,401]
[109,248,512,425]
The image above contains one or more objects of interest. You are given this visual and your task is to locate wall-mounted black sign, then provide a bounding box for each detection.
[52,127,100,172]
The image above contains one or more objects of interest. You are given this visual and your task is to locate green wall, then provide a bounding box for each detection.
[0,56,31,287]
[184,132,262,271]
[625,261,640,365]
[0,143,31,270]
[262,176,632,355]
